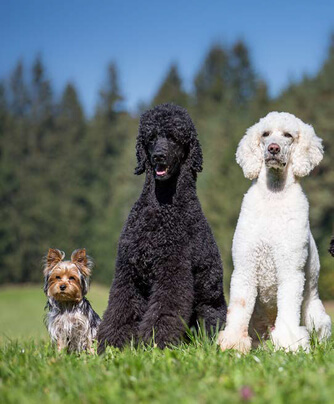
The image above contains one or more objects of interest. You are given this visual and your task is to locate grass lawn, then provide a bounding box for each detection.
[1,285,334,403]
[0,284,109,341]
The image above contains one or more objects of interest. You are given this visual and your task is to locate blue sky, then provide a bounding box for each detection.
[0,0,333,115]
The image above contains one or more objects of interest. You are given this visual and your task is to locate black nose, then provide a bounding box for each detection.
[60,284,66,291]
[268,143,280,155]
[152,151,166,163]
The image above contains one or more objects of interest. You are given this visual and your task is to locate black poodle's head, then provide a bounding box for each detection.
[135,104,203,180]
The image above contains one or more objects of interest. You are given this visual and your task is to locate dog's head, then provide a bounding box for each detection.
[236,112,323,180]
[43,248,93,302]
[135,103,202,180]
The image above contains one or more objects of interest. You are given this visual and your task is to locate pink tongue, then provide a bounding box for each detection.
[156,170,166,176]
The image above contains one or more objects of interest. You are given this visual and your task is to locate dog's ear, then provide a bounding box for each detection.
[134,135,147,175]
[187,137,203,173]
[236,123,263,180]
[44,248,65,276]
[291,122,323,177]
[71,248,93,277]
[71,248,87,265]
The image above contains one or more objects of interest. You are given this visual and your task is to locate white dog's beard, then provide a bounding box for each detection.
[265,157,286,169]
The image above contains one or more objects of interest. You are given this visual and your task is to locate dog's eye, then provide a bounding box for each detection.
[284,133,292,138]
[166,133,176,142]
[55,276,61,279]
[148,134,156,143]
[69,276,75,281]
[262,132,270,137]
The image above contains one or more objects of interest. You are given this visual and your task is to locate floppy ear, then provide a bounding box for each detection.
[44,248,65,276]
[187,137,203,173]
[134,135,147,175]
[236,123,263,180]
[71,248,93,277]
[292,122,323,177]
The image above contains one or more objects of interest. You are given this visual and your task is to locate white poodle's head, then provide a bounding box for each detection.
[236,112,323,180]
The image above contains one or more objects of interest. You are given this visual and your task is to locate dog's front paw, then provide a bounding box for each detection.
[97,325,135,353]
[271,326,310,352]
[139,316,183,348]
[138,325,159,346]
[316,314,332,341]
[304,300,332,341]
[217,328,252,354]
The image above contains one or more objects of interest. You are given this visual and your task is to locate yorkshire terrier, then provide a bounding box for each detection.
[43,248,101,352]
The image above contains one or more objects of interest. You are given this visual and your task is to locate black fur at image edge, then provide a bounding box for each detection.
[97,104,226,352]
[329,237,334,257]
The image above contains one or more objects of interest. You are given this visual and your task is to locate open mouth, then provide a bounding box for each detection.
[155,163,169,177]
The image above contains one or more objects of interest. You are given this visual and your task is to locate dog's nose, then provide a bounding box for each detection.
[152,151,166,162]
[268,143,280,155]
[60,284,67,291]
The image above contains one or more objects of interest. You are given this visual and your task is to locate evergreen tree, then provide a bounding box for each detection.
[10,60,30,117]
[230,40,257,106]
[46,83,91,253]
[0,83,15,283]
[31,56,53,123]
[194,44,230,107]
[88,63,132,281]
[97,62,124,121]
[152,64,188,107]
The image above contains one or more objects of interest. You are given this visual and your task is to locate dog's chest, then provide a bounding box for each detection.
[125,205,190,256]
[48,311,90,341]
[122,204,193,287]
[255,243,278,306]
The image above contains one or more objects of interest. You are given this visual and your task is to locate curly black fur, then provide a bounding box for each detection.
[97,104,226,352]
[329,237,334,257]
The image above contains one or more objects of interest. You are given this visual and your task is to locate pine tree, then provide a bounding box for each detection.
[152,64,188,107]
[46,83,91,253]
[0,83,15,283]
[230,40,257,106]
[10,60,30,117]
[194,44,230,107]
[97,62,124,121]
[88,62,132,281]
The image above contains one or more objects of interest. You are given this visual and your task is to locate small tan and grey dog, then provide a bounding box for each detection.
[43,248,101,352]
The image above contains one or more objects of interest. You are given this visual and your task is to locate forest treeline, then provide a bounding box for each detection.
[0,37,333,297]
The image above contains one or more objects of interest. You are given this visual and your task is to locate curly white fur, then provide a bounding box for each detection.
[218,112,331,353]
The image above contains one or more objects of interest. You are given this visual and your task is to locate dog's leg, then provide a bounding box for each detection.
[138,260,193,348]
[86,336,96,354]
[302,233,331,341]
[57,338,67,352]
[271,247,310,352]
[97,274,146,353]
[192,255,226,335]
[193,302,226,337]
[218,241,258,353]
[217,262,257,354]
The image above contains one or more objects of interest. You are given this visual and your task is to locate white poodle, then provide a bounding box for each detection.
[218,111,331,353]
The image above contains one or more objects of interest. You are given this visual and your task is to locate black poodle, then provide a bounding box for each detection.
[97,104,226,352]
[330,237,334,257]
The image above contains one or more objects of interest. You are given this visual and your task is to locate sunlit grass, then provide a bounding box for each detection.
[1,285,334,403]
[0,284,109,341]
